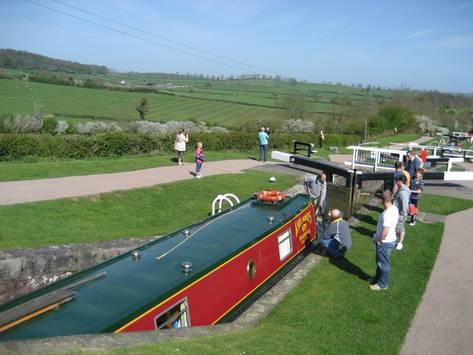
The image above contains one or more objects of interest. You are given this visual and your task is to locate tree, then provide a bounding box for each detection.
[278,95,311,119]
[136,98,149,120]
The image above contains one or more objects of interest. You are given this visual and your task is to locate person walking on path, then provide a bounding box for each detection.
[258,127,269,162]
[370,190,399,291]
[174,129,189,166]
[194,142,205,179]
[318,209,352,259]
[393,175,411,250]
[409,169,424,226]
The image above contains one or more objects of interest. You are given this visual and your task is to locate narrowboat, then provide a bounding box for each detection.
[0,193,316,341]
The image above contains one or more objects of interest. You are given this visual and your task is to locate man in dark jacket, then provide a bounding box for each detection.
[406,151,422,178]
[318,209,352,258]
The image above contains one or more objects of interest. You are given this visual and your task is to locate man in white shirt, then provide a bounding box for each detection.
[370,190,399,291]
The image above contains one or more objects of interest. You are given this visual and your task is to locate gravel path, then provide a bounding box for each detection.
[0,160,270,205]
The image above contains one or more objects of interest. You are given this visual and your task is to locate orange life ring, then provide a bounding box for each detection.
[257,190,286,203]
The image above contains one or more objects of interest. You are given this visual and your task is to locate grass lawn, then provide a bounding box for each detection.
[0,170,298,249]
[419,193,473,215]
[0,150,260,182]
[373,134,422,148]
[98,212,444,355]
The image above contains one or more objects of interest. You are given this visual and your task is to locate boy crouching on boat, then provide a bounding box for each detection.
[318,209,352,259]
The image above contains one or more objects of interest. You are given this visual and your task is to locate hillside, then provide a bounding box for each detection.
[0,49,109,75]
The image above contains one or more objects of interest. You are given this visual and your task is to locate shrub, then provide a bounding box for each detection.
[280,119,315,133]
[2,114,43,133]
[55,120,70,135]
[42,117,58,134]
[76,121,123,134]
[127,120,228,135]
[0,132,359,161]
[369,105,416,134]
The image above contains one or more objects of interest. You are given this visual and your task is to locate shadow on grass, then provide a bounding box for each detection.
[171,157,178,163]
[352,213,378,226]
[352,226,374,238]
[363,204,383,213]
[329,256,371,281]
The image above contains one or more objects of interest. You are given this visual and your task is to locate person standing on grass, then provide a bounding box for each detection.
[370,190,399,291]
[319,130,325,149]
[392,161,410,193]
[393,175,411,250]
[409,168,424,226]
[258,127,269,162]
[194,142,204,179]
[406,151,422,178]
[174,129,189,166]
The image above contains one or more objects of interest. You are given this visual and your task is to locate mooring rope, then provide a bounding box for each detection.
[155,203,251,261]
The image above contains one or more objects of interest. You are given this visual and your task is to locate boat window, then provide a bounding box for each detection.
[247,259,256,279]
[155,299,190,329]
[278,230,292,261]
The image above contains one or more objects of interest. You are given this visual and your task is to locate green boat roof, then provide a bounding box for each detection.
[0,194,311,341]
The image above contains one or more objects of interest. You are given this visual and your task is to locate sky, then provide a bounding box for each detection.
[1,0,473,93]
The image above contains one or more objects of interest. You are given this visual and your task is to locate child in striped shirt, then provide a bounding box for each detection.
[195,142,204,179]
[409,169,424,225]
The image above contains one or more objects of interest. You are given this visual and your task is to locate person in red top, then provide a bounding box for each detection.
[420,148,427,163]
[195,142,204,179]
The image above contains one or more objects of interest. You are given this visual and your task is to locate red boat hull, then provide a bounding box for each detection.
[117,203,316,332]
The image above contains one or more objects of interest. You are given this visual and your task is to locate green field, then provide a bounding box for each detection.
[0,79,283,127]
[0,77,392,128]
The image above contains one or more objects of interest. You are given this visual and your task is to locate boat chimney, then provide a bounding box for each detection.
[131,250,141,260]
[181,261,192,274]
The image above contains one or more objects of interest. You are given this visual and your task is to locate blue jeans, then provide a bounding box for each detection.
[196,162,202,174]
[319,238,345,258]
[374,241,396,289]
[259,144,268,162]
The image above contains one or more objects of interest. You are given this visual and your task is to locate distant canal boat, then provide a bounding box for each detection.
[0,193,316,340]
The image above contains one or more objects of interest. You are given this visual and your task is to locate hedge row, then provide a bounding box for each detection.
[0,132,360,160]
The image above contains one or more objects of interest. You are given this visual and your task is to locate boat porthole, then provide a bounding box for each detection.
[247,260,256,279]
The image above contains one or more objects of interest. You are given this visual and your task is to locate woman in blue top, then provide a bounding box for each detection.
[258,127,269,162]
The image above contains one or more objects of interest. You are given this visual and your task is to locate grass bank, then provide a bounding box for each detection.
[419,193,473,215]
[0,170,297,249]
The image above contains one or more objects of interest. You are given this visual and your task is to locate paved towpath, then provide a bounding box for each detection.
[400,164,473,355]
[0,160,270,205]
[400,206,473,355]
